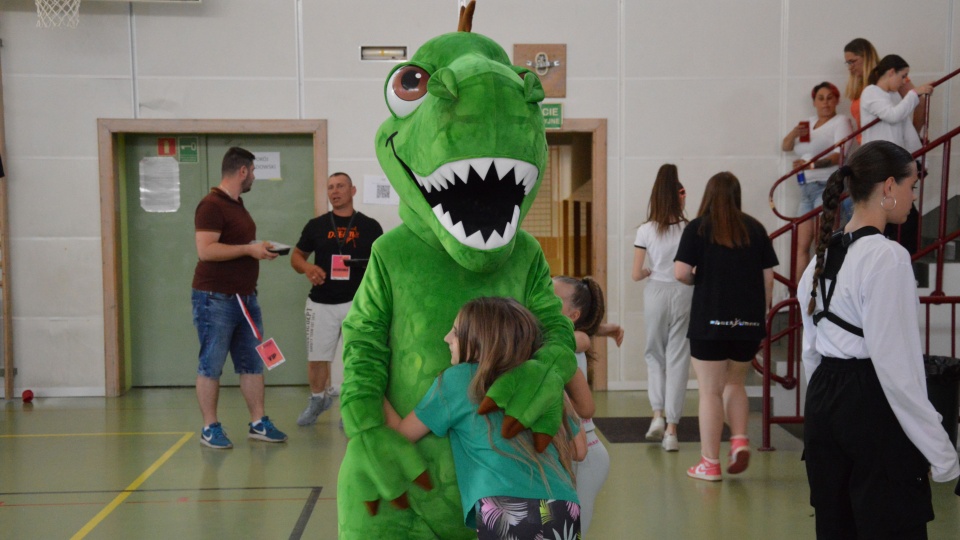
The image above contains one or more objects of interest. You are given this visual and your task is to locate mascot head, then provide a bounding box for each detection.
[375,1,547,273]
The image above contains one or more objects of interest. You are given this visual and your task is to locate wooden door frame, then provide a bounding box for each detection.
[97,119,327,397]
[549,118,608,390]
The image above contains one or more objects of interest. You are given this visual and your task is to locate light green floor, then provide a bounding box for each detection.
[2,387,958,539]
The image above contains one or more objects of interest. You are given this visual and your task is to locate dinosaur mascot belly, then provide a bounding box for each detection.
[336,6,577,539]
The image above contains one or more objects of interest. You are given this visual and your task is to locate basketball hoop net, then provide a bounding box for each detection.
[35,0,81,28]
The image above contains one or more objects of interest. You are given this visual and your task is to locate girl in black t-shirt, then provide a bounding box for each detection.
[674,172,778,482]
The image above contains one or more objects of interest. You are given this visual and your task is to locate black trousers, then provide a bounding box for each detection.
[804,357,933,540]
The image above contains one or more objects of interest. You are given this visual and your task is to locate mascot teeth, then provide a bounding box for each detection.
[414,158,538,195]
[433,205,520,250]
[414,157,538,251]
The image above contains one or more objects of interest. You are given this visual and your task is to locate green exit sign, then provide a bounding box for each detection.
[541,103,563,129]
[178,136,199,163]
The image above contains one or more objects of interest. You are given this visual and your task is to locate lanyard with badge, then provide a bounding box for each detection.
[236,295,286,370]
[330,211,356,281]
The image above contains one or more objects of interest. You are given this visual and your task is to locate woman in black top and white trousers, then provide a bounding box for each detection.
[798,140,959,539]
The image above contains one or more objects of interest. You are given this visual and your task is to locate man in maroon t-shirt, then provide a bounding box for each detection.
[192,146,287,449]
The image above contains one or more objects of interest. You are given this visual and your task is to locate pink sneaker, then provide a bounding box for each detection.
[687,457,722,481]
[727,437,751,475]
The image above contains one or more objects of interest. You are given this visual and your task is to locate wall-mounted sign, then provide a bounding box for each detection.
[514,44,567,98]
[363,174,399,206]
[178,136,199,163]
[541,103,563,129]
[157,137,177,157]
[253,152,282,181]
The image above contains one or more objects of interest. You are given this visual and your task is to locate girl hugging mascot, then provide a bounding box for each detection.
[336,2,578,538]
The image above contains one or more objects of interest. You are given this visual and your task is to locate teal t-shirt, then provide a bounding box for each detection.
[414,363,578,528]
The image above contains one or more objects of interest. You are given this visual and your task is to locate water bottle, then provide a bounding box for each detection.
[797,154,810,185]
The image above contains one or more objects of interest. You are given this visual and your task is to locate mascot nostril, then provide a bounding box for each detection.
[336,2,578,538]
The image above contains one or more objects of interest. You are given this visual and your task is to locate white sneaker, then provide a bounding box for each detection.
[645,417,666,441]
[661,433,679,452]
[326,386,339,397]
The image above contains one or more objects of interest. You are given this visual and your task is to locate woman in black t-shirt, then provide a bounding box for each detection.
[674,172,778,482]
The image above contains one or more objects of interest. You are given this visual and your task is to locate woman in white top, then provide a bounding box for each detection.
[632,164,691,451]
[782,82,853,282]
[860,54,933,153]
[861,54,932,255]
[799,140,959,539]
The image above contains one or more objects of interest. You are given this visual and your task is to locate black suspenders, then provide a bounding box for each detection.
[811,226,883,337]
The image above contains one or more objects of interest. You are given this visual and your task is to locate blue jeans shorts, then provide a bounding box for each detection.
[797,181,827,215]
[192,289,264,378]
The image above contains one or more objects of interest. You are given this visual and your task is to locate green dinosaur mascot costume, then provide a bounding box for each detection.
[337,3,577,538]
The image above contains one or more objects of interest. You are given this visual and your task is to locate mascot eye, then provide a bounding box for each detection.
[386,65,431,117]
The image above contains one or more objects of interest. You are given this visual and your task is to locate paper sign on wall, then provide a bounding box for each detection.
[363,174,399,205]
[253,152,282,181]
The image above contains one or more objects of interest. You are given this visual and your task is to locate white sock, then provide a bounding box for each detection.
[312,391,326,399]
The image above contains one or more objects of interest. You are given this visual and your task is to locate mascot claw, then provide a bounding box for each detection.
[364,472,434,516]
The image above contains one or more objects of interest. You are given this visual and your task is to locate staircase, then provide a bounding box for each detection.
[758,68,960,450]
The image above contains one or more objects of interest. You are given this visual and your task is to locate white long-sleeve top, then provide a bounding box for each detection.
[798,235,960,482]
[859,84,922,152]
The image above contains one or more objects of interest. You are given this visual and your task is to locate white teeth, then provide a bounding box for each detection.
[449,161,471,184]
[463,230,486,249]
[415,158,539,195]
[432,203,523,251]
[472,158,494,179]
[492,158,514,181]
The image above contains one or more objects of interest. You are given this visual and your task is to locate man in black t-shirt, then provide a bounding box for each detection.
[291,172,383,426]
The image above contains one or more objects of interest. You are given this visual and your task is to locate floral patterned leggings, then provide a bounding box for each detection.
[475,496,581,539]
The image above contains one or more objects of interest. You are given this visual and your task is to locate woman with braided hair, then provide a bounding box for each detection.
[798,140,959,539]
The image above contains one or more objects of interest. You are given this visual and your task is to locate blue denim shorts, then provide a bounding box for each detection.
[797,181,827,215]
[192,289,264,378]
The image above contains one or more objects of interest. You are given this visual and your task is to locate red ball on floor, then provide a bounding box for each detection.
[22,389,34,403]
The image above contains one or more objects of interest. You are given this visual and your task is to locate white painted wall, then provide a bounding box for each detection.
[1,0,959,396]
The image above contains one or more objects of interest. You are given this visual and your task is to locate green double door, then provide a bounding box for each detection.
[122,134,314,386]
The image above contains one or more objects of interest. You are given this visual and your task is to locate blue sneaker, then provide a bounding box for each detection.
[248,416,287,443]
[200,422,233,449]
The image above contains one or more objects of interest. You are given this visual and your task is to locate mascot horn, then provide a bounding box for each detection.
[336,2,577,538]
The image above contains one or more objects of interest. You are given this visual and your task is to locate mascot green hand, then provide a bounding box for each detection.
[337,4,577,538]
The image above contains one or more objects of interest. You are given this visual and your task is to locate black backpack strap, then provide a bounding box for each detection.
[812,226,882,337]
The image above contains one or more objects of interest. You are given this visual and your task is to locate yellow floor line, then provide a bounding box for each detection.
[70,431,194,540]
[0,432,192,438]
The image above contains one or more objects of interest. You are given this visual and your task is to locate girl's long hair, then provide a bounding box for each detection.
[646,163,687,234]
[452,297,577,483]
[806,141,914,314]
[844,38,879,100]
[696,172,752,248]
[455,297,543,403]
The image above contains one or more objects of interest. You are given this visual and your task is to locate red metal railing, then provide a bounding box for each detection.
[759,67,960,450]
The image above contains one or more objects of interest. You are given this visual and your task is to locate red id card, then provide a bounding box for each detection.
[256,338,286,370]
[331,254,351,280]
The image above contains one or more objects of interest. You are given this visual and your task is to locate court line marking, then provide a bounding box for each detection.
[70,431,193,540]
[0,432,193,438]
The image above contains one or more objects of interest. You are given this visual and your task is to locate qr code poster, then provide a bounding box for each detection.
[363,174,400,206]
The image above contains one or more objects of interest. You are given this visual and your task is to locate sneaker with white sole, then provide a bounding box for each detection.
[661,432,679,452]
[727,437,751,475]
[248,416,287,443]
[645,417,666,441]
[297,394,334,426]
[687,457,722,481]
[200,422,233,449]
